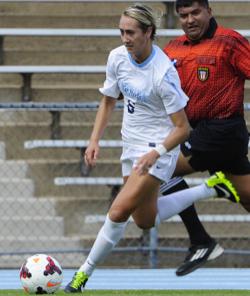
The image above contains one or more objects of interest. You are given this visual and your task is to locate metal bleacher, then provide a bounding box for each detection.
[0,28,249,102]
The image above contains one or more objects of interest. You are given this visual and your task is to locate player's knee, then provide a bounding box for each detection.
[109,207,130,223]
[134,220,154,230]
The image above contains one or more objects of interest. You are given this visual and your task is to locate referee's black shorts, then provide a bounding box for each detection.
[181,116,250,175]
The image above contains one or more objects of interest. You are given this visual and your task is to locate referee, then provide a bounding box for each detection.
[162,0,250,276]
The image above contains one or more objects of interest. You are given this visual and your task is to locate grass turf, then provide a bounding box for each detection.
[0,291,249,296]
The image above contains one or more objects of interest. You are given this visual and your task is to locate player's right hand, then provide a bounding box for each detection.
[84,141,99,167]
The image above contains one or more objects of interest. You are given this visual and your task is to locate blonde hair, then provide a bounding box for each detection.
[122,3,161,40]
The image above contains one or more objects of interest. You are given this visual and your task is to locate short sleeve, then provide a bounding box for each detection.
[99,51,121,99]
[159,66,189,114]
[230,33,250,79]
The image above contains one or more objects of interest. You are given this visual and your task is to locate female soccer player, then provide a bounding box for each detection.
[64,3,237,292]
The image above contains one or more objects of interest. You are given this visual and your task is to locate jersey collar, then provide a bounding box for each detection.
[128,45,156,68]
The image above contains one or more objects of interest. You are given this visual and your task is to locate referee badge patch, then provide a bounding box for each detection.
[197,67,209,81]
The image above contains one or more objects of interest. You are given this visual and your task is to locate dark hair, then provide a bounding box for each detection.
[175,0,209,12]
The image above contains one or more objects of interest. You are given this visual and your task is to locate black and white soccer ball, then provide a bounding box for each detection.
[20,254,63,294]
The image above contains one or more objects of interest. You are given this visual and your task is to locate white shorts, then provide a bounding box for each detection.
[120,142,180,183]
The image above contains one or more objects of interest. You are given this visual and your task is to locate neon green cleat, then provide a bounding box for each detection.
[205,171,240,203]
[64,271,89,293]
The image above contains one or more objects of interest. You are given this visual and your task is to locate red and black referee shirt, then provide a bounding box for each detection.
[164,18,250,124]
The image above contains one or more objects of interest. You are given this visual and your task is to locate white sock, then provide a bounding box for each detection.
[78,214,128,276]
[157,183,216,223]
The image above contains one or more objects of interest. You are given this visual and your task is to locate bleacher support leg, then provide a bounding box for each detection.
[149,227,158,268]
[50,111,61,139]
[21,73,32,101]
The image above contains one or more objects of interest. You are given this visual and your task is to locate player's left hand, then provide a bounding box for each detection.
[134,150,159,175]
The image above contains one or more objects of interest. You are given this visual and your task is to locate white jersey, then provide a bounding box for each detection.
[99,44,188,149]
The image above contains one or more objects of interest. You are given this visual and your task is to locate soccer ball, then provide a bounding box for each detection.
[20,254,63,294]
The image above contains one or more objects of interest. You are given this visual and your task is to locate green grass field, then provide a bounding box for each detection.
[0,290,249,296]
